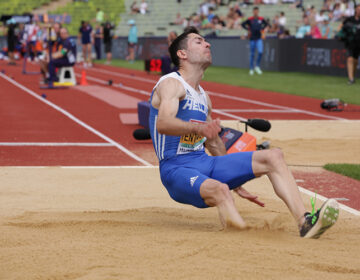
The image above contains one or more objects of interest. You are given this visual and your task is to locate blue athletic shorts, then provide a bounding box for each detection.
[159,151,255,208]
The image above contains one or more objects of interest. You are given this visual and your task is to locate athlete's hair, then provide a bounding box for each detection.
[168,26,200,68]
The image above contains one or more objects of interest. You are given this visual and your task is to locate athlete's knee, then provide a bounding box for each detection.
[267,148,285,168]
[201,181,231,206]
[255,148,284,169]
[271,147,284,160]
[216,183,231,198]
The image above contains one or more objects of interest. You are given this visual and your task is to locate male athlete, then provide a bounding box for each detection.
[149,27,339,238]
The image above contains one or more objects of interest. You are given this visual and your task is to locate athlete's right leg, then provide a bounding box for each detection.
[200,179,247,229]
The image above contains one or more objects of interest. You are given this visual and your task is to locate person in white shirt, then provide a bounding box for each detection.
[279,11,287,26]
[331,3,344,21]
[315,10,327,23]
[140,0,148,15]
[344,2,355,17]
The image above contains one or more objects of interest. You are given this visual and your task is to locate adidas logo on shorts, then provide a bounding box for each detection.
[190,176,199,187]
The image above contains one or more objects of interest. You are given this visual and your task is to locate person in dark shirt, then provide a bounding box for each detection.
[78,21,93,67]
[340,5,360,85]
[38,22,62,83]
[241,7,268,75]
[103,21,114,65]
[46,27,77,84]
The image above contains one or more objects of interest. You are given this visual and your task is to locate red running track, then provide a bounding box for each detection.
[1,60,360,167]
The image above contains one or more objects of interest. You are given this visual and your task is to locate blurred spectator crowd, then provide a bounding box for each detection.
[168,0,357,39]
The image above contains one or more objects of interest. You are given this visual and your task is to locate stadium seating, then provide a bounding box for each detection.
[0,0,340,38]
[115,0,201,37]
[49,0,125,35]
[115,0,342,38]
[115,0,307,37]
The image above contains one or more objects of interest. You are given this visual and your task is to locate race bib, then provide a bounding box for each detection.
[177,120,206,154]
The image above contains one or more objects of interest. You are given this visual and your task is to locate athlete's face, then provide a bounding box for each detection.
[184,33,212,67]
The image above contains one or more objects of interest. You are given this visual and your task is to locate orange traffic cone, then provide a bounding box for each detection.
[80,70,88,85]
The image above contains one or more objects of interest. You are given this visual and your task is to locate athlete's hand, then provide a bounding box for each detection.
[233,186,265,207]
[197,118,221,140]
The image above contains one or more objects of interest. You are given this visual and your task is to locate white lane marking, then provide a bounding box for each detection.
[299,186,360,216]
[82,67,348,121]
[333,198,350,201]
[75,73,151,97]
[0,72,152,166]
[208,91,347,121]
[218,109,293,113]
[212,109,247,121]
[81,66,157,83]
[62,166,159,168]
[0,142,114,147]
[4,166,159,168]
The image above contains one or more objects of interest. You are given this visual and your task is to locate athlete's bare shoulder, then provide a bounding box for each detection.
[157,77,185,98]
[152,77,185,108]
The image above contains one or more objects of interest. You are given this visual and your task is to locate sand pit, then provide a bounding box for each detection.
[221,120,360,165]
[1,120,359,279]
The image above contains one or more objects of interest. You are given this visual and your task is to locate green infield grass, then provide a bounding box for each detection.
[324,164,360,181]
[97,59,144,71]
[96,59,360,105]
